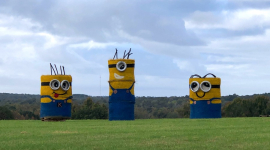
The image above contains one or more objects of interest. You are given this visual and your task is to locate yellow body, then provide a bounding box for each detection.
[40,75,72,103]
[108,59,135,96]
[189,77,221,104]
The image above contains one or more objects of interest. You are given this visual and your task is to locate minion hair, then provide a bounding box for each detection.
[127,48,133,59]
[123,48,132,59]
[123,50,126,59]
[113,48,118,59]
[63,66,65,75]
[190,74,202,78]
[60,65,62,75]
[50,63,56,75]
[203,73,216,78]
[50,63,66,75]
[190,73,216,78]
[54,64,59,74]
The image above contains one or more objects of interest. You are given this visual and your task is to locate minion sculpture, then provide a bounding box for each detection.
[189,73,221,119]
[108,49,135,121]
[40,64,72,121]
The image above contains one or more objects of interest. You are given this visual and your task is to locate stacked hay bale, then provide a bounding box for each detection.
[40,64,72,121]
[108,49,135,121]
[189,73,221,119]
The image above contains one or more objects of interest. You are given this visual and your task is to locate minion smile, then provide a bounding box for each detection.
[114,73,124,79]
[52,91,67,98]
[196,92,205,98]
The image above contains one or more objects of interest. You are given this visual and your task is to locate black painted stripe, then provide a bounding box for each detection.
[212,85,220,88]
[108,64,116,68]
[127,64,135,67]
[41,82,50,86]
[188,85,220,88]
[41,82,72,86]
[108,64,135,68]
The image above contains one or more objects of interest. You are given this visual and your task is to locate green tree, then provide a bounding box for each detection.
[222,97,245,117]
[72,97,108,119]
[253,96,269,116]
[0,106,14,120]
[176,101,190,118]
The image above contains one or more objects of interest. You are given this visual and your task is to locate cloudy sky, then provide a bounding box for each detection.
[0,0,270,96]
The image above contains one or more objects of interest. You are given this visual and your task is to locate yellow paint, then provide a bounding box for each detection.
[41,97,52,103]
[189,77,221,101]
[108,59,135,96]
[211,99,221,104]
[40,75,72,103]
[190,99,221,104]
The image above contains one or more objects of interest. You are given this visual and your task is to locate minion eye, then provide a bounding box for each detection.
[50,79,60,90]
[190,81,199,92]
[61,80,70,91]
[200,81,211,92]
[116,61,127,72]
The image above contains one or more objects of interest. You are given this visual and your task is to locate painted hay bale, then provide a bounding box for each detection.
[40,64,72,121]
[108,49,135,121]
[189,73,221,119]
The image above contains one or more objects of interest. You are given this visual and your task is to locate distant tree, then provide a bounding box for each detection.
[19,110,39,120]
[135,106,149,119]
[0,106,14,120]
[222,96,270,117]
[176,101,190,118]
[72,97,108,119]
[166,111,179,118]
[252,96,269,116]
[222,97,244,117]
[91,103,108,119]
[84,98,94,109]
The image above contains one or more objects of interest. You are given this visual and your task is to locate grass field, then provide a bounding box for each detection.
[0,118,270,150]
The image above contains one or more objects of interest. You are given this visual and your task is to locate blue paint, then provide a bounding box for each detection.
[109,82,135,121]
[40,95,73,101]
[40,95,72,119]
[190,98,221,119]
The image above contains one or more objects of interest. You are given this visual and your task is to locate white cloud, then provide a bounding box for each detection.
[69,40,116,50]
[185,9,270,31]
[173,59,206,73]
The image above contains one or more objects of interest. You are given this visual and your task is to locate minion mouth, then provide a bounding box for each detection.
[114,73,124,79]
[52,91,67,98]
[196,92,205,98]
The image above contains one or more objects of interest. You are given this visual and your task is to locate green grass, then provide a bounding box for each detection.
[0,118,270,150]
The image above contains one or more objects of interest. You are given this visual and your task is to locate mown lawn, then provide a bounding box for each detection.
[0,118,270,150]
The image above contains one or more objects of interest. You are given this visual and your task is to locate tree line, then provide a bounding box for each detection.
[222,95,270,117]
[1,93,270,120]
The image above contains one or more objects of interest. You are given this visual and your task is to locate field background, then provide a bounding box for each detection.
[0,118,270,150]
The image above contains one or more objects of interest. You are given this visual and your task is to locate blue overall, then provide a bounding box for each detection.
[190,98,221,119]
[109,82,135,121]
[40,95,72,119]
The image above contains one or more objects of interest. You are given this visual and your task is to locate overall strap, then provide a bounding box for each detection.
[209,98,221,102]
[108,82,115,90]
[40,95,73,101]
[128,82,135,90]
[190,98,220,102]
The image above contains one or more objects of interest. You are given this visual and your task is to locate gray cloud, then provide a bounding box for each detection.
[0,0,205,46]
[194,27,266,39]
[227,1,270,10]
